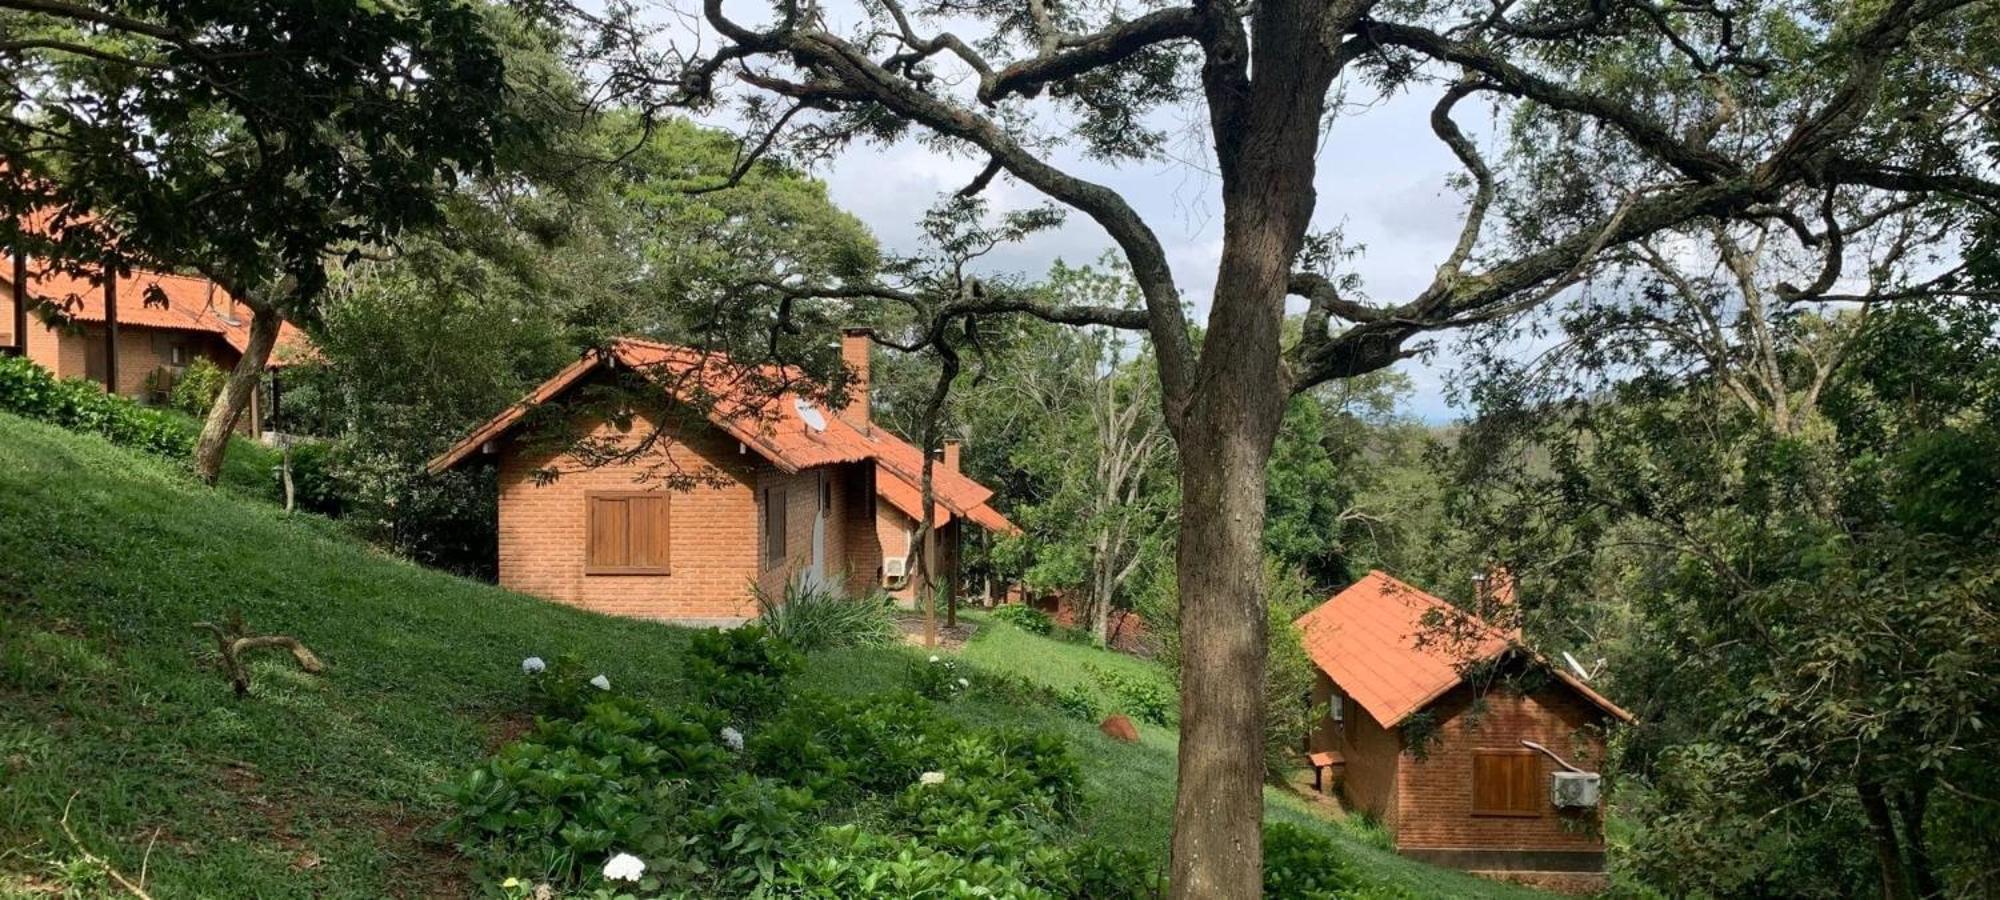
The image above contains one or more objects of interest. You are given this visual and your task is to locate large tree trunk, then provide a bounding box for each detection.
[1858,777,1914,900]
[193,302,282,484]
[1169,415,1281,897]
[1167,201,1298,896]
[1895,782,1941,899]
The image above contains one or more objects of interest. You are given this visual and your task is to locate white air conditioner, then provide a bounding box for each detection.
[1550,771,1601,808]
[882,556,908,579]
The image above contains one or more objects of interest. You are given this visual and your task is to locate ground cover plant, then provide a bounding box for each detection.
[0,412,1544,898]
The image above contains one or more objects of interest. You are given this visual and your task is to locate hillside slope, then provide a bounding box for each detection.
[0,413,1540,898]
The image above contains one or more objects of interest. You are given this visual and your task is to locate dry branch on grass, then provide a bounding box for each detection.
[193,614,325,697]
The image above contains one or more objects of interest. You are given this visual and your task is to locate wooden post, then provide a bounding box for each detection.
[102,266,118,392]
[10,249,25,357]
[267,367,282,434]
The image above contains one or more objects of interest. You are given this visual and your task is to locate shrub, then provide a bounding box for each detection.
[1051,683,1100,721]
[1089,663,1176,726]
[687,625,802,716]
[276,439,342,515]
[446,696,731,883]
[753,581,899,652]
[455,649,1108,899]
[1263,822,1368,899]
[0,355,197,459]
[167,356,228,416]
[991,603,1054,635]
[909,653,971,700]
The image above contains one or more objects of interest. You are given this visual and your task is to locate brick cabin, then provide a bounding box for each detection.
[1295,570,1633,881]
[2,255,311,434]
[427,331,1017,626]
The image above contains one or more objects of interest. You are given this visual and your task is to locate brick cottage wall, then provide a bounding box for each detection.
[838,465,882,596]
[14,317,258,432]
[1307,671,1404,831]
[752,464,857,602]
[497,410,766,623]
[1393,682,1609,866]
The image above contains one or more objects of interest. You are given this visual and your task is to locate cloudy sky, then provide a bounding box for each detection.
[669,3,1502,423]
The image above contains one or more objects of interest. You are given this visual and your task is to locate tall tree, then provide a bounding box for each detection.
[0,0,516,481]
[576,1,1998,891]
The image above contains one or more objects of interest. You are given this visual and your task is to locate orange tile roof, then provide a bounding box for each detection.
[427,337,1019,536]
[9,259,313,363]
[1294,571,1633,727]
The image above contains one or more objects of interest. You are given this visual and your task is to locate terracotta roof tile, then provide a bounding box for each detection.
[9,259,313,362]
[1293,571,1633,727]
[428,337,1019,536]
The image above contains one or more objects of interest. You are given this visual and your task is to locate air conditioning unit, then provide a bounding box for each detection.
[1550,771,1601,808]
[882,556,908,579]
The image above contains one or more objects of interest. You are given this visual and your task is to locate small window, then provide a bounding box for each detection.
[1471,751,1542,817]
[764,487,787,566]
[585,492,670,575]
[1330,693,1346,725]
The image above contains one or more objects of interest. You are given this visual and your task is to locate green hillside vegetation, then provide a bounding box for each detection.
[0,412,1541,898]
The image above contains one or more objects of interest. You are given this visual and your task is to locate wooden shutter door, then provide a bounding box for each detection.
[588,495,630,570]
[1472,751,1541,816]
[629,495,670,572]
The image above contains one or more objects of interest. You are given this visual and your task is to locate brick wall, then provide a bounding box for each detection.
[1392,681,1609,856]
[12,317,257,432]
[497,410,766,623]
[1308,671,1403,830]
[752,465,836,601]
[838,465,882,596]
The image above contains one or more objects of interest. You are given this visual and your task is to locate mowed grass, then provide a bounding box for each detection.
[0,412,1543,898]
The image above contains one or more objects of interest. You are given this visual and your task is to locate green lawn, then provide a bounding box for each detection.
[0,412,1543,898]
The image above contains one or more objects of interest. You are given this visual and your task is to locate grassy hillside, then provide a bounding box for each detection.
[0,412,1541,898]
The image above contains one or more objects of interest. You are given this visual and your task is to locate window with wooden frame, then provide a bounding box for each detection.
[585,492,671,575]
[1471,750,1543,817]
[763,487,787,566]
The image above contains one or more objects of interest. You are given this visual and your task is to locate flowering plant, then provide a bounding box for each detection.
[909,653,971,700]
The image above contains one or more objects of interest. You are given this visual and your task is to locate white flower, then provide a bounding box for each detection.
[520,657,546,675]
[919,771,946,787]
[928,655,941,663]
[720,726,745,751]
[589,674,611,691]
[602,852,645,882]
[956,677,970,688]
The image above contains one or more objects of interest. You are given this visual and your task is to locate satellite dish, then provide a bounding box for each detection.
[793,397,828,432]
[1563,651,1593,681]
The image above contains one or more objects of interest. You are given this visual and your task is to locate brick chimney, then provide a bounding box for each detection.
[942,439,961,472]
[838,327,871,430]
[1476,565,1521,639]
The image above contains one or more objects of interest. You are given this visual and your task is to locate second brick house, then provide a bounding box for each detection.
[2,256,312,434]
[428,331,1016,625]
[1296,570,1633,880]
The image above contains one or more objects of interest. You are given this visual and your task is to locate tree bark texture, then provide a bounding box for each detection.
[1858,777,1914,900]
[193,302,281,484]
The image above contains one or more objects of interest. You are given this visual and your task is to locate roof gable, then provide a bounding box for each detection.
[7,259,312,362]
[1293,571,1633,727]
[426,337,1018,536]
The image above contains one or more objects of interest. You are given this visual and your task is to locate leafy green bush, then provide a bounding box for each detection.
[1051,683,1100,721]
[991,603,1054,635]
[909,653,971,700]
[687,625,803,716]
[276,439,343,515]
[446,695,731,883]
[0,355,197,459]
[453,648,1133,898]
[1089,663,1176,726]
[1262,821,1405,899]
[753,581,899,652]
[167,356,228,416]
